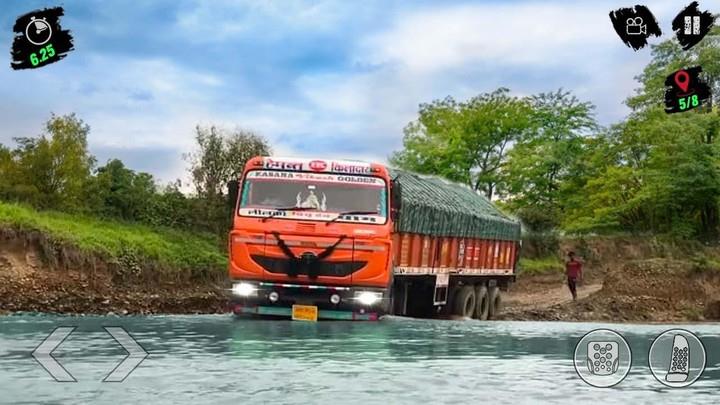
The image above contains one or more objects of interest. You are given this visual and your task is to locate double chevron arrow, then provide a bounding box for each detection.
[32,326,148,382]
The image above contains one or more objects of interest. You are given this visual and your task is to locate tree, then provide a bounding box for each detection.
[185,125,271,234]
[225,130,272,181]
[86,159,158,220]
[627,25,720,112]
[0,145,16,199]
[391,88,535,199]
[186,126,271,200]
[151,181,194,229]
[501,90,598,230]
[11,114,95,209]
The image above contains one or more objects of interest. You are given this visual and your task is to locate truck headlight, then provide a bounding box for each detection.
[232,282,257,297]
[354,291,382,306]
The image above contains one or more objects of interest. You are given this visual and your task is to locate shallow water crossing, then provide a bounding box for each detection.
[0,315,718,404]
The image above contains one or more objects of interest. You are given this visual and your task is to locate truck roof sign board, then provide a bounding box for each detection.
[263,157,373,175]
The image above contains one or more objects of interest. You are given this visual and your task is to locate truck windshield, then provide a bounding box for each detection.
[239,170,388,224]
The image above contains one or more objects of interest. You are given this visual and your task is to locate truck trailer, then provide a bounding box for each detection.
[227,156,521,321]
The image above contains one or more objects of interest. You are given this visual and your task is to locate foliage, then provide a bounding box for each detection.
[186,126,270,199]
[689,253,720,274]
[627,25,720,112]
[392,24,720,240]
[501,90,597,230]
[185,125,271,234]
[390,88,535,199]
[521,231,560,258]
[86,159,157,220]
[0,117,271,239]
[4,114,94,210]
[518,256,564,275]
[563,25,720,238]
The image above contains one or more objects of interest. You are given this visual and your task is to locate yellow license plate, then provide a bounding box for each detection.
[292,304,318,321]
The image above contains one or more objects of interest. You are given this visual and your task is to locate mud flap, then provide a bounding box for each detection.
[433,273,449,305]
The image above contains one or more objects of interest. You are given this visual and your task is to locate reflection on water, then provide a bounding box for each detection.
[0,315,718,404]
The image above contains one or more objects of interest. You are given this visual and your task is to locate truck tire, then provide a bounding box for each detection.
[488,286,502,319]
[474,284,489,320]
[453,286,476,318]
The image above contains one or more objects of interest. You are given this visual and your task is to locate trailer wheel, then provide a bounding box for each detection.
[488,286,502,319]
[474,284,489,320]
[453,286,476,318]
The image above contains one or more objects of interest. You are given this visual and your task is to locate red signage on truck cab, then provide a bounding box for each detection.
[309,160,328,171]
[331,161,371,174]
[263,158,304,171]
[260,157,373,175]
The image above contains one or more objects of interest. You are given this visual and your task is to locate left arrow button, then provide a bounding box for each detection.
[32,326,77,382]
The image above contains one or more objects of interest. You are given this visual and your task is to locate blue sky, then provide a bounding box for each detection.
[0,0,688,185]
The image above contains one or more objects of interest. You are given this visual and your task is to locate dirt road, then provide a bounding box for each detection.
[504,281,603,312]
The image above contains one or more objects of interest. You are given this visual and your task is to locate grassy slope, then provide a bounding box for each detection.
[0,202,226,276]
[518,256,564,275]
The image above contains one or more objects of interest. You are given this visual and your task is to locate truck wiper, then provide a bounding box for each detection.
[325,210,378,226]
[261,206,315,223]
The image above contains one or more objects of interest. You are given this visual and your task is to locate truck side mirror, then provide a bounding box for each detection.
[391,179,402,221]
[227,180,239,227]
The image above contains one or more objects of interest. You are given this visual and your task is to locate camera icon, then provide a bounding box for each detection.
[626,17,647,35]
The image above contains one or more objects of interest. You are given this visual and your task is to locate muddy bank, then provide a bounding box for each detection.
[0,228,228,315]
[501,237,720,323]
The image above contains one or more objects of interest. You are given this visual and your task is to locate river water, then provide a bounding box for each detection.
[0,315,718,404]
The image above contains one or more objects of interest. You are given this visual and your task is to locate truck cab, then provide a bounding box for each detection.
[228,156,398,320]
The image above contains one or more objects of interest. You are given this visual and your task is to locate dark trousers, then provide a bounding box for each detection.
[567,277,578,300]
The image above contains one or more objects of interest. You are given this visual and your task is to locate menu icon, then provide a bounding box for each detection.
[672,1,715,50]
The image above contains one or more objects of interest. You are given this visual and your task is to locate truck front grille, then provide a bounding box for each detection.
[251,255,366,277]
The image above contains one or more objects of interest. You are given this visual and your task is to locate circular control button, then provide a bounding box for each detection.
[649,329,706,388]
[574,329,631,388]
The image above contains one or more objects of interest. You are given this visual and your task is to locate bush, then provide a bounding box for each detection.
[690,254,720,274]
[521,231,560,258]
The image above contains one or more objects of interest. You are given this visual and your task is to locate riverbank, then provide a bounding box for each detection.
[0,230,228,314]
[0,202,228,315]
[2,202,720,321]
[501,236,720,322]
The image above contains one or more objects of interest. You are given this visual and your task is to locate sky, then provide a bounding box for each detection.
[0,0,695,186]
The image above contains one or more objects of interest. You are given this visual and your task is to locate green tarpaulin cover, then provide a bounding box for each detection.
[389,169,521,241]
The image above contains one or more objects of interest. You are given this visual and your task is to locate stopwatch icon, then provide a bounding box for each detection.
[25,16,52,46]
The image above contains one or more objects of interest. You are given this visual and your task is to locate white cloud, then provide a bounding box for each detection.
[358,3,613,73]
[359,1,685,73]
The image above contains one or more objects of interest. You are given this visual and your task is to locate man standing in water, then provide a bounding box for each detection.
[565,251,583,301]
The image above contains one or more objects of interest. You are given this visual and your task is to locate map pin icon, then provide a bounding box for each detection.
[674,70,690,93]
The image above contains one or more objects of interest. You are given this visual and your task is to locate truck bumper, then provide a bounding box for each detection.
[231,304,379,321]
[229,280,389,321]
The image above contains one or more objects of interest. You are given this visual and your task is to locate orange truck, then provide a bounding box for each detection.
[227,156,522,321]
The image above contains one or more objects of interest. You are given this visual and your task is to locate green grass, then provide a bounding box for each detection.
[690,253,720,275]
[518,256,563,275]
[0,201,226,277]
